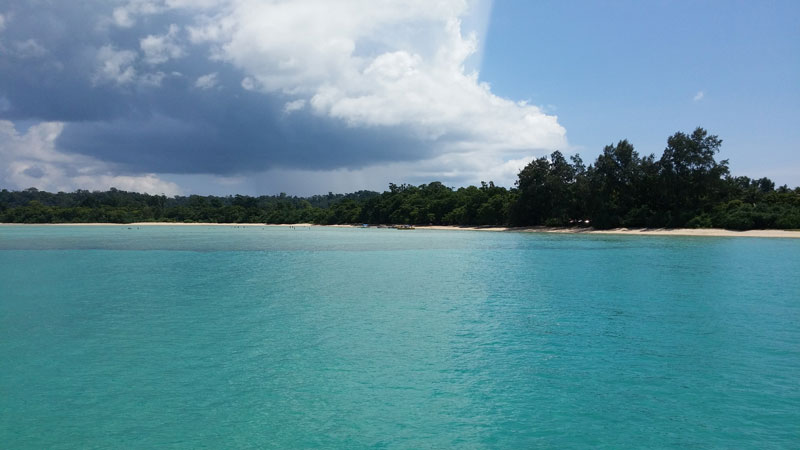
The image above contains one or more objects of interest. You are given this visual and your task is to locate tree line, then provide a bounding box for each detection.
[1,128,798,230]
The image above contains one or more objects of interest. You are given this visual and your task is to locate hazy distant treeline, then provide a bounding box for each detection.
[2,128,799,230]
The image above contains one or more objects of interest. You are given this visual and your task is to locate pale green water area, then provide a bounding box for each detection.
[1,226,799,449]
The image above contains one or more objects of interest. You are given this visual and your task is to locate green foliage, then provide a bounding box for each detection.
[501,127,797,230]
[587,140,643,228]
[2,128,798,231]
[511,151,587,226]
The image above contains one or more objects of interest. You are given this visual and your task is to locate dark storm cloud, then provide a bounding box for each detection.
[0,1,431,174]
[0,2,124,121]
[57,86,431,173]
[56,66,431,173]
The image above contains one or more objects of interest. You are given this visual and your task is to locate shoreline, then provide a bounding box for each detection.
[417,225,800,238]
[2,222,799,238]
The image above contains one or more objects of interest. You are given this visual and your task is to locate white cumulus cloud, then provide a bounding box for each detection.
[94,45,138,85]
[140,24,185,64]
[0,120,180,195]
[183,0,565,156]
[194,72,219,89]
[112,0,165,28]
[283,99,305,114]
[93,45,172,87]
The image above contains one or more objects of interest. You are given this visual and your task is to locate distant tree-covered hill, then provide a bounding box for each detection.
[2,128,799,230]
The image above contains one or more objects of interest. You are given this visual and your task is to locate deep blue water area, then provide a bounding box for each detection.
[1,226,799,448]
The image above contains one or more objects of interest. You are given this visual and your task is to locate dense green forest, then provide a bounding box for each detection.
[2,128,799,230]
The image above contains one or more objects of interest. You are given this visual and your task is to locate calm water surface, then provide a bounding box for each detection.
[1,226,799,448]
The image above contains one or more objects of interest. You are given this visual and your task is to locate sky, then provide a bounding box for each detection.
[0,0,797,196]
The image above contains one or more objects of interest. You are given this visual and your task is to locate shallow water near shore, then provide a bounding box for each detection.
[2,226,799,448]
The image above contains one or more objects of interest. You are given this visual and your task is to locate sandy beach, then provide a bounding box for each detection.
[412,225,800,238]
[2,222,799,238]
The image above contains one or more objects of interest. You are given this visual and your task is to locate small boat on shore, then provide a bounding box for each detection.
[393,225,415,230]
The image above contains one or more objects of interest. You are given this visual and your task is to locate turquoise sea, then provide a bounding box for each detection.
[1,226,799,448]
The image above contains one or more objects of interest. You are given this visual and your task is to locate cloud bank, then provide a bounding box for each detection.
[0,0,566,194]
[0,120,180,194]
